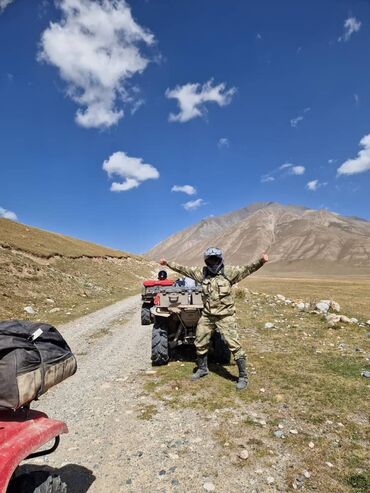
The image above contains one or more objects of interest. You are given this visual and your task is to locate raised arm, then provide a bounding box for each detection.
[226,253,268,284]
[160,258,204,283]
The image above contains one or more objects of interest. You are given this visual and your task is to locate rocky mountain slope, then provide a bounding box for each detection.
[0,218,154,323]
[147,202,370,276]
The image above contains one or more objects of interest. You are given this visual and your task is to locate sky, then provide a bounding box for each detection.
[1,0,370,254]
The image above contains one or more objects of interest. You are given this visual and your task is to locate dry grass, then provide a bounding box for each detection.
[0,218,135,258]
[244,276,370,320]
[144,278,370,492]
[0,218,154,324]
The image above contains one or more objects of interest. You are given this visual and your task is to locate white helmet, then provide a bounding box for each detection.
[203,247,224,274]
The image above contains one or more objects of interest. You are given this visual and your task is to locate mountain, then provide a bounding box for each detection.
[0,218,154,323]
[146,202,370,276]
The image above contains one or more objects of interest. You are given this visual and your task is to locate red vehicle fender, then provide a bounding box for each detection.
[143,280,174,287]
[0,410,68,493]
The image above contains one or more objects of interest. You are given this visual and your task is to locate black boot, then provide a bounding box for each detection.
[191,354,209,380]
[235,357,248,390]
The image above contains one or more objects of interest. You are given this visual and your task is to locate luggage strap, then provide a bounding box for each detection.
[28,328,46,399]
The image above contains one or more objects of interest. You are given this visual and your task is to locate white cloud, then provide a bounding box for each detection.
[279,163,293,170]
[328,159,336,164]
[279,163,305,175]
[337,134,370,175]
[338,17,361,42]
[0,207,18,220]
[306,180,319,191]
[354,93,359,106]
[217,137,230,149]
[261,175,275,183]
[256,33,262,40]
[0,0,14,13]
[103,151,159,192]
[290,115,304,128]
[171,185,197,195]
[182,198,205,211]
[166,79,236,123]
[262,163,305,183]
[290,107,311,128]
[291,165,305,175]
[38,0,155,129]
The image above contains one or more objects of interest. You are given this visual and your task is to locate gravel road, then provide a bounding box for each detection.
[25,295,284,493]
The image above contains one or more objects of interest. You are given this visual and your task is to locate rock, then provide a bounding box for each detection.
[325,462,334,468]
[316,302,330,313]
[350,318,358,324]
[238,449,249,460]
[274,430,284,438]
[326,314,341,324]
[24,306,35,315]
[264,322,274,329]
[46,298,55,304]
[266,476,275,485]
[296,302,305,311]
[49,308,61,313]
[203,482,216,492]
[303,471,311,479]
[276,294,286,301]
[361,371,370,378]
[340,315,351,323]
[308,441,315,448]
[289,429,298,435]
[330,301,341,312]
[366,320,370,326]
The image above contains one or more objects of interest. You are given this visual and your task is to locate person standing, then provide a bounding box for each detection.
[160,247,268,390]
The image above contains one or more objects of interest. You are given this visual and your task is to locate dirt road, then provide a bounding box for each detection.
[27,295,279,493]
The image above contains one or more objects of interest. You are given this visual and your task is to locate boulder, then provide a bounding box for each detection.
[316,301,330,313]
[325,313,341,327]
[23,306,35,315]
[340,315,351,324]
[329,301,341,312]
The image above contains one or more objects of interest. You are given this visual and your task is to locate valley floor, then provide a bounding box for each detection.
[18,278,370,493]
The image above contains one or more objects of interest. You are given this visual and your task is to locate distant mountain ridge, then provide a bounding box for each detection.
[146,202,370,276]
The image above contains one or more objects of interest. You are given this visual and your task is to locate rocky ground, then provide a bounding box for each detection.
[16,287,369,493]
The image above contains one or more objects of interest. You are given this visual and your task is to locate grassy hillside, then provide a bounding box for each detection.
[0,218,154,324]
[0,218,132,258]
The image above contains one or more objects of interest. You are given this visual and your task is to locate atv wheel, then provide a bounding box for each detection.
[151,318,169,365]
[9,472,67,493]
[141,304,152,325]
[212,330,231,364]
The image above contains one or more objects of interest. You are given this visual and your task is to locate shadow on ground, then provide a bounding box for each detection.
[9,464,95,493]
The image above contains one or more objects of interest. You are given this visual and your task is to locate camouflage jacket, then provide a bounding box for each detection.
[167,259,264,316]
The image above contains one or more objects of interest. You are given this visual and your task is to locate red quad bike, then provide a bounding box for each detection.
[0,406,68,493]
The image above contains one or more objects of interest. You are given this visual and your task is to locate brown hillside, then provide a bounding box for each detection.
[146,202,370,276]
[0,219,154,323]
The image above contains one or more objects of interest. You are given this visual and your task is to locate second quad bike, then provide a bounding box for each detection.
[149,283,231,366]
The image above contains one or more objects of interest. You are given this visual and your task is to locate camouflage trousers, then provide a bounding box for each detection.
[195,313,246,360]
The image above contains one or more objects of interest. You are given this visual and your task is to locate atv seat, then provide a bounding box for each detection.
[0,409,68,493]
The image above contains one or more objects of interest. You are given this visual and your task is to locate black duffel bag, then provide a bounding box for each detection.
[0,320,77,410]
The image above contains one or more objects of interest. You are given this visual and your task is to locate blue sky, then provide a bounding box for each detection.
[1,0,370,253]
